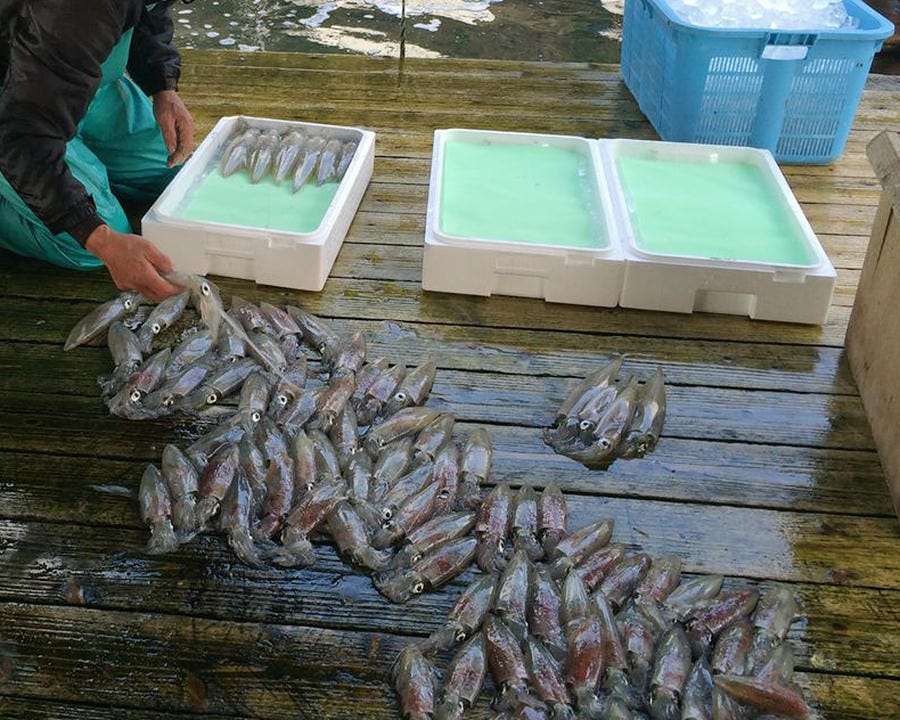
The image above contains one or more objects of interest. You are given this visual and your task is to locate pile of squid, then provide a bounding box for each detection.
[543,359,667,470]
[219,121,358,191]
[63,274,491,601]
[394,484,810,720]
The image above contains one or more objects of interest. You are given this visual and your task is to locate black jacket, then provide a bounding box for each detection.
[0,0,182,246]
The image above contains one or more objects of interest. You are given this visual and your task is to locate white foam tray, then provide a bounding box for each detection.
[603,139,836,325]
[423,129,625,307]
[422,129,836,324]
[142,115,375,291]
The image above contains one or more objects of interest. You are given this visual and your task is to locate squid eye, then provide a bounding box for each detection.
[599,438,612,450]
[200,282,211,296]
[438,490,451,500]
[410,553,422,564]
[277,394,288,406]
[579,420,591,431]
[163,396,175,407]
[206,392,218,404]
[412,582,424,595]
[251,411,261,423]
[152,322,162,334]
[457,702,465,715]
[124,299,133,309]
[454,631,466,642]
[129,389,141,403]
[381,508,393,520]
[497,538,505,553]
[394,392,407,403]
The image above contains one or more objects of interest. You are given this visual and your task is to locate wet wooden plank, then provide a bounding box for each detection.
[2,675,893,720]
[179,49,900,93]
[0,519,898,677]
[0,603,403,718]
[178,89,900,152]
[174,68,900,153]
[177,49,900,111]
[180,64,644,103]
[187,88,900,136]
[0,407,890,518]
[0,697,241,720]
[0,422,891,522]
[2,676,894,720]
[0,349,876,448]
[0,316,860,395]
[1,438,897,588]
[0,254,856,347]
[0,602,894,719]
[423,373,874,451]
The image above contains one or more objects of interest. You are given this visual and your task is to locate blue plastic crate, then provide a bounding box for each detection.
[621,0,894,163]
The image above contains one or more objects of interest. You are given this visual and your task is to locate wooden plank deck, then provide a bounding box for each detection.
[1,50,899,718]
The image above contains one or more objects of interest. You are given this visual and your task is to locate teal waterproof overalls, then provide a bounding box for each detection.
[0,27,179,269]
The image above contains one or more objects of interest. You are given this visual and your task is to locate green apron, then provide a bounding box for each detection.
[0,27,179,269]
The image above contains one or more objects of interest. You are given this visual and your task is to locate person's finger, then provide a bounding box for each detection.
[159,111,177,156]
[170,146,187,167]
[141,267,180,302]
[144,241,175,274]
[170,117,194,166]
[180,111,195,156]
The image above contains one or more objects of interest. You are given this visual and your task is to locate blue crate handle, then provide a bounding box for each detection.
[751,33,818,148]
[762,32,817,60]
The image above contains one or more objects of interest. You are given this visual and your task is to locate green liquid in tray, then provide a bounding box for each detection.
[439,140,608,249]
[616,155,816,266]
[178,168,339,234]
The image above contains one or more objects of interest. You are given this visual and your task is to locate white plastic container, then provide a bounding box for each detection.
[602,139,836,325]
[422,129,625,307]
[142,115,375,291]
[422,129,836,324]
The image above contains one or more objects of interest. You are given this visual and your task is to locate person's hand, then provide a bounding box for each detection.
[153,89,195,167]
[85,225,181,301]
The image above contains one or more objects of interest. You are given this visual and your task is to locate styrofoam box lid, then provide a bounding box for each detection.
[427,128,623,259]
[147,115,375,247]
[599,138,835,279]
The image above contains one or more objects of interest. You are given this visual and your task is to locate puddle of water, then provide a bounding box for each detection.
[171,0,900,72]
[172,0,625,62]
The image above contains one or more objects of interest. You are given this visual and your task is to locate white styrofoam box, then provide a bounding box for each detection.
[422,129,625,307]
[142,115,375,291]
[601,139,836,325]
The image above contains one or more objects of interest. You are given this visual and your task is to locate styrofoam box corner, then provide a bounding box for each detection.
[142,115,375,291]
[422,128,626,307]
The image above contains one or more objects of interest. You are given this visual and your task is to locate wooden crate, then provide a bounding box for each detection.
[847,130,900,521]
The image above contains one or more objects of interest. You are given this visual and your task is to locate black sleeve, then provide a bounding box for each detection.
[0,0,128,245]
[127,0,181,96]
